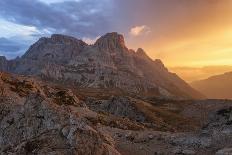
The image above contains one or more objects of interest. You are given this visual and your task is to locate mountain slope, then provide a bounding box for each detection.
[0,32,203,99]
[191,72,232,99]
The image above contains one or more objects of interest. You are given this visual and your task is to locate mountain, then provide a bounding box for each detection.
[191,72,232,99]
[170,65,232,82]
[0,32,204,99]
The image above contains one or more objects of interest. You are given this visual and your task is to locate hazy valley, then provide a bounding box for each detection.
[191,72,232,99]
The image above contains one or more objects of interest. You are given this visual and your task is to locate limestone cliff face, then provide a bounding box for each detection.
[0,32,204,99]
[0,56,8,71]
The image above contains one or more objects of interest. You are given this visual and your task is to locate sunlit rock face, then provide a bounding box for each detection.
[0,32,204,99]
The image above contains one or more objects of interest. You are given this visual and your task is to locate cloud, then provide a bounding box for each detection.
[0,37,28,59]
[0,38,20,52]
[0,19,52,38]
[82,36,100,45]
[0,0,114,58]
[129,25,151,36]
[0,18,53,59]
[0,0,113,38]
[38,0,82,5]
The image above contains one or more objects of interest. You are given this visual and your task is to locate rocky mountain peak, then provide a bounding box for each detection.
[153,59,168,71]
[50,34,84,44]
[136,48,151,60]
[0,32,204,99]
[0,56,6,61]
[154,59,164,65]
[22,34,87,60]
[94,32,126,51]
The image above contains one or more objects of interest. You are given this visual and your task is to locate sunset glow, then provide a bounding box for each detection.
[145,28,232,67]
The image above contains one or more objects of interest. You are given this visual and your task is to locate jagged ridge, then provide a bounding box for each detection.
[0,32,204,99]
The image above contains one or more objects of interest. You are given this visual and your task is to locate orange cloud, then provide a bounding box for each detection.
[129,25,150,36]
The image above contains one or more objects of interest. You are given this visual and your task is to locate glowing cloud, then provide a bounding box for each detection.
[129,25,150,36]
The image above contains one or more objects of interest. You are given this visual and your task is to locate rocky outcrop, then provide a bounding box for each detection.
[0,32,204,99]
[166,105,232,154]
[0,72,120,155]
[0,95,110,154]
[216,148,232,155]
[86,96,146,122]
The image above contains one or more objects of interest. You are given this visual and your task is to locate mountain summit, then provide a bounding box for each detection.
[0,32,203,99]
[94,32,126,50]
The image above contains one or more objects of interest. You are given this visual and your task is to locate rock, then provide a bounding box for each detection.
[61,126,70,137]
[148,134,154,140]
[86,96,146,123]
[0,94,120,155]
[216,148,232,155]
[182,149,196,155]
[172,148,195,155]
[53,89,80,106]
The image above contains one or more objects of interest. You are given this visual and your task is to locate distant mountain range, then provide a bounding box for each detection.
[170,66,232,82]
[0,32,204,99]
[191,72,232,99]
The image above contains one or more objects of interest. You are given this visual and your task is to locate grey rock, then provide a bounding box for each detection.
[0,73,121,155]
[216,148,232,155]
[87,96,146,122]
[172,148,195,155]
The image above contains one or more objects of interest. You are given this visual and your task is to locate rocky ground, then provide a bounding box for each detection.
[0,72,232,155]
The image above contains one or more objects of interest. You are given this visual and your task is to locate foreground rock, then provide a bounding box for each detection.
[0,72,232,154]
[0,73,120,155]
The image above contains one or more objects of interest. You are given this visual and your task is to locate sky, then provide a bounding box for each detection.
[0,0,232,80]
